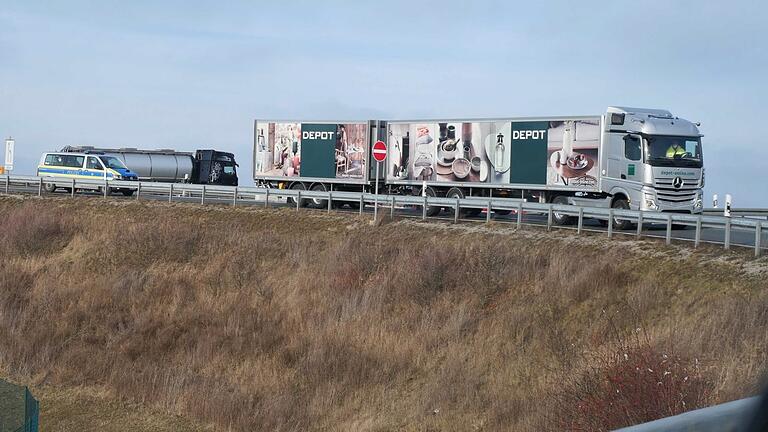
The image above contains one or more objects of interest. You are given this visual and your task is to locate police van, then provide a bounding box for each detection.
[37,151,139,196]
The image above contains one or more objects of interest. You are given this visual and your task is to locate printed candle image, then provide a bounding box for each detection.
[547,120,599,187]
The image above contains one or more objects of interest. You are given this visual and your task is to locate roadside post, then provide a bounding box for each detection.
[4,137,14,175]
[372,140,387,220]
[724,194,732,217]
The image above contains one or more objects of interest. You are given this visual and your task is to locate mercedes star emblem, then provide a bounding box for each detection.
[672,177,684,189]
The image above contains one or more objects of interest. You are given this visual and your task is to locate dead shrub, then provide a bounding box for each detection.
[0,202,69,256]
[548,327,712,431]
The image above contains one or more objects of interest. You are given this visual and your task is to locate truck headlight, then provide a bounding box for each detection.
[643,193,659,210]
[112,174,122,180]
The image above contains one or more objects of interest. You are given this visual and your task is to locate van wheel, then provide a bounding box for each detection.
[122,190,134,197]
[44,183,57,193]
[611,198,634,230]
[551,195,574,226]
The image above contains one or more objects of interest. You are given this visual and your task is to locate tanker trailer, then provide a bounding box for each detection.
[61,146,238,186]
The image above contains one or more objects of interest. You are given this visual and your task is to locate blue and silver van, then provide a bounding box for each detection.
[37,152,139,196]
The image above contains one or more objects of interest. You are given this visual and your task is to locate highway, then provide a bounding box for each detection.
[3,183,765,252]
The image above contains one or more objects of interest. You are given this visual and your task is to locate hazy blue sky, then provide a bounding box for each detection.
[1,1,766,205]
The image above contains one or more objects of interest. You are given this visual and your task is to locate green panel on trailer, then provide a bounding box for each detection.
[300,123,337,179]
[509,121,548,184]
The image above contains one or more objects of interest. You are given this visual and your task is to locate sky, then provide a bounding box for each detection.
[1,0,766,205]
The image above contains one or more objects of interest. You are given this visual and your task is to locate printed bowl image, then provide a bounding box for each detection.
[471,156,481,172]
[452,158,471,179]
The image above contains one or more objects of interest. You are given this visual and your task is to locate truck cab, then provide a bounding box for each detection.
[600,107,704,214]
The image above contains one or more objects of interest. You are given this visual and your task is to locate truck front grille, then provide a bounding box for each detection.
[654,177,699,203]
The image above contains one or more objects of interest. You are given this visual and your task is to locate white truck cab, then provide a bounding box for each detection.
[600,106,704,215]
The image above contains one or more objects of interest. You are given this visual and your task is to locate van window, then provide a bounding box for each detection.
[86,157,103,170]
[44,154,57,166]
[62,155,85,168]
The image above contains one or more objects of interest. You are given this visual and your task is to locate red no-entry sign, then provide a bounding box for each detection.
[372,140,387,162]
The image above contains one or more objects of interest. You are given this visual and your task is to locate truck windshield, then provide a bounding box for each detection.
[99,156,128,170]
[644,135,702,168]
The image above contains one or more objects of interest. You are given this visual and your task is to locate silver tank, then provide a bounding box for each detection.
[62,146,195,182]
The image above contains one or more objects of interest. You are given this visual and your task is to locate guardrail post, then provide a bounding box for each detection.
[666,214,672,245]
[756,222,763,257]
[486,199,492,224]
[296,190,301,212]
[724,219,731,250]
[517,202,523,229]
[422,196,427,221]
[232,187,237,207]
[695,216,702,248]
[607,209,614,239]
[390,195,395,218]
[201,185,206,205]
[103,179,108,198]
[636,211,643,239]
[454,197,460,224]
[546,205,553,231]
[265,189,270,208]
[359,194,364,216]
[71,179,76,198]
[3,175,8,194]
[168,183,173,203]
[38,178,43,196]
[327,191,333,213]
[577,207,584,235]
[136,182,141,200]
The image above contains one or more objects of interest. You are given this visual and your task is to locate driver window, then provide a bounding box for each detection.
[684,140,698,157]
[623,135,642,161]
[86,157,103,170]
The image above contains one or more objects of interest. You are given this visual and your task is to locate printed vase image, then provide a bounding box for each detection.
[546,120,599,187]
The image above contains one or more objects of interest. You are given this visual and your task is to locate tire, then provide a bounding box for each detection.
[44,183,56,193]
[346,201,360,210]
[445,187,473,218]
[611,198,634,230]
[551,195,574,226]
[309,183,328,209]
[287,183,309,207]
[494,209,512,216]
[418,186,442,217]
[122,189,134,197]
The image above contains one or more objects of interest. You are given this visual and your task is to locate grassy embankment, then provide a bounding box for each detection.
[0,195,766,431]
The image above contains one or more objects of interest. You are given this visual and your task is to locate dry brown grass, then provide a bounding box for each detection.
[0,196,766,431]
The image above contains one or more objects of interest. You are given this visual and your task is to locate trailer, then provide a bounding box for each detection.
[61,146,239,186]
[253,107,704,228]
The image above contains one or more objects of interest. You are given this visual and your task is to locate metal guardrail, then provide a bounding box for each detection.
[1,174,765,257]
[613,396,761,432]
[703,208,768,219]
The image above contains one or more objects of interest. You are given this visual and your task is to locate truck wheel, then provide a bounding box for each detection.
[122,189,134,197]
[446,187,480,218]
[44,183,57,193]
[309,184,328,209]
[551,195,574,226]
[287,183,309,207]
[418,186,442,217]
[611,198,634,230]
